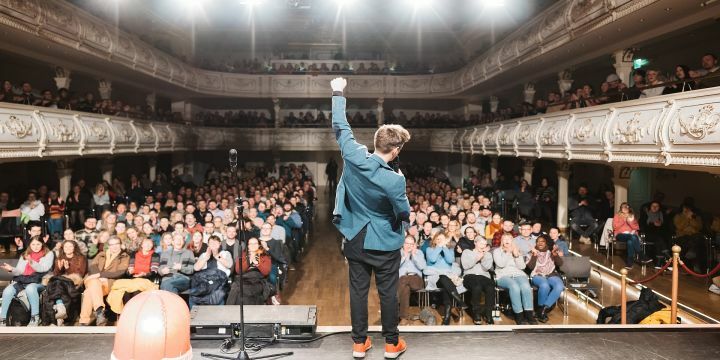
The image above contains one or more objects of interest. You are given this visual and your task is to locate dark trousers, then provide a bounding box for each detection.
[398,274,424,320]
[436,275,456,306]
[571,220,599,238]
[343,226,400,345]
[463,274,495,316]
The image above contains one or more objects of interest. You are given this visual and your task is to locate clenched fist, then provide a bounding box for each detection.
[330,77,347,92]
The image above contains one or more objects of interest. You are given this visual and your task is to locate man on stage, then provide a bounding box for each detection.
[330,77,411,359]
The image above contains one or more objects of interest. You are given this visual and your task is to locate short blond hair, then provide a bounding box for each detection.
[374,124,410,154]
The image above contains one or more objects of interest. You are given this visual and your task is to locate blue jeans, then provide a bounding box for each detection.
[1,283,45,319]
[532,275,564,307]
[497,275,533,313]
[48,218,64,237]
[616,233,641,264]
[160,273,191,294]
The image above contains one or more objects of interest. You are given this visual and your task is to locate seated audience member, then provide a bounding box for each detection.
[461,237,494,325]
[548,227,570,257]
[190,235,233,307]
[493,233,537,325]
[397,235,426,325]
[227,237,272,305]
[527,235,564,323]
[613,203,646,269]
[491,220,517,248]
[187,231,207,259]
[642,201,671,267]
[105,238,159,315]
[444,220,462,251]
[221,225,243,265]
[485,213,503,242]
[79,236,129,326]
[156,232,174,254]
[534,178,556,223]
[425,233,466,325]
[14,221,44,253]
[461,212,484,235]
[663,65,696,94]
[418,221,434,253]
[75,217,99,256]
[47,190,65,237]
[158,233,195,294]
[258,222,287,292]
[513,223,536,260]
[514,180,536,220]
[455,227,479,256]
[20,191,45,222]
[0,236,54,326]
[61,228,88,255]
[570,197,599,245]
[673,204,706,272]
[44,239,87,326]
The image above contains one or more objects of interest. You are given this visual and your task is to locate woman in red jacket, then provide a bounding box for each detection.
[613,202,648,270]
[227,237,272,305]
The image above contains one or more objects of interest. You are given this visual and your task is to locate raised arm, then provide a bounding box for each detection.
[331,77,367,164]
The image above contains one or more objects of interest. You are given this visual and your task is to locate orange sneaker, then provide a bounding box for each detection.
[352,337,372,358]
[384,337,407,359]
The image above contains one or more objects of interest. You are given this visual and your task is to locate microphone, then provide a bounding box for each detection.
[229,149,238,169]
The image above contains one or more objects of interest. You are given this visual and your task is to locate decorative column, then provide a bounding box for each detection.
[558,70,574,95]
[376,97,384,126]
[613,165,631,212]
[612,48,635,86]
[523,83,535,104]
[101,159,113,184]
[98,80,112,100]
[556,161,571,230]
[489,156,498,181]
[522,158,534,185]
[463,103,470,121]
[56,160,73,201]
[53,66,71,89]
[148,156,157,182]
[272,98,281,128]
[146,92,156,112]
[489,96,499,113]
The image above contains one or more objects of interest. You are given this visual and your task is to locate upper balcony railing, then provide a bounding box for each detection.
[2,86,720,170]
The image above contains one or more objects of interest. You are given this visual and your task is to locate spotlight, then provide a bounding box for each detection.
[240,0,264,6]
[482,0,506,8]
[408,0,433,8]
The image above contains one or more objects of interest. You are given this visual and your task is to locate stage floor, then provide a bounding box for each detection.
[2,328,720,360]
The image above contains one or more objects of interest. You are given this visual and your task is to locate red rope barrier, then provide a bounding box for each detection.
[628,260,672,285]
[678,261,720,278]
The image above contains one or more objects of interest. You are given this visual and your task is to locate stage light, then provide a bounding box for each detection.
[408,0,434,8]
[183,0,205,12]
[240,0,265,6]
[482,0,506,8]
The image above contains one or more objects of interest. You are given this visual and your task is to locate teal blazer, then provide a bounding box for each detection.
[332,95,410,251]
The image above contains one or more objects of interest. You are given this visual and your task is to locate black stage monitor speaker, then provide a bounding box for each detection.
[190,305,317,340]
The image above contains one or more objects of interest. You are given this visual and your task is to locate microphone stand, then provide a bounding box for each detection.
[202,159,292,360]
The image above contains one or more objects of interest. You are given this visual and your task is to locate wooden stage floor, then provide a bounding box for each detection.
[1,327,719,360]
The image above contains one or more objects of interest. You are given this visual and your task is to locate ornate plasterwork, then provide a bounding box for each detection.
[572,118,595,142]
[676,104,720,141]
[0,115,34,139]
[613,112,649,144]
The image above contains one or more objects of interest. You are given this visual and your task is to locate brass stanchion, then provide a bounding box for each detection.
[620,268,628,325]
[671,245,681,324]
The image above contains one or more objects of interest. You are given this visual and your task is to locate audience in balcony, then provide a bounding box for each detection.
[0,80,176,122]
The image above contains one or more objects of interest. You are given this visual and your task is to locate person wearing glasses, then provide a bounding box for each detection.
[79,236,129,326]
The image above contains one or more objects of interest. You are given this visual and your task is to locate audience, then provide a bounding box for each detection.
[527,235,564,323]
[0,80,177,122]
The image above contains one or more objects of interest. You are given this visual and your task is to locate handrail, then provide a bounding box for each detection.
[541,71,720,111]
